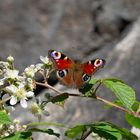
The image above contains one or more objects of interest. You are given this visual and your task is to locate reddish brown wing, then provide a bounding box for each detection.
[48,50,73,70]
[81,59,106,76]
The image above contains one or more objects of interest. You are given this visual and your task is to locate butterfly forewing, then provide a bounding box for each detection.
[48,50,73,70]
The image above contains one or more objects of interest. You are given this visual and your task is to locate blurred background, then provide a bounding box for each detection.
[1,0,140,139]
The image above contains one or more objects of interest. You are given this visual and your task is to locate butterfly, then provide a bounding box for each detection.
[48,50,105,88]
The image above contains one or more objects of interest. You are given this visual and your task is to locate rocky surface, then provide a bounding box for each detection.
[0,0,140,139]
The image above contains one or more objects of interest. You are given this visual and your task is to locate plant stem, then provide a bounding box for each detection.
[35,81,61,94]
[0,96,11,104]
[35,82,138,117]
[80,129,92,140]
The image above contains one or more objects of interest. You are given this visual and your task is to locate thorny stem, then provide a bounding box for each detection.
[35,81,138,117]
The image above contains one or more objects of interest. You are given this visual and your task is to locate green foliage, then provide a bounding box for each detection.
[0,56,139,140]
[51,93,69,103]
[125,113,140,129]
[28,128,60,137]
[65,122,137,140]
[1,132,32,140]
[65,125,86,138]
[102,78,136,111]
[0,111,11,125]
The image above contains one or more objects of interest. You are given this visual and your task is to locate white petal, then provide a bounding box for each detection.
[20,98,27,108]
[0,79,4,86]
[40,56,49,63]
[18,83,25,89]
[10,96,17,105]
[40,56,45,62]
[26,91,34,97]
[6,85,17,93]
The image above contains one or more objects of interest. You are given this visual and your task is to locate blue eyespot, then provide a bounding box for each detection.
[56,70,67,78]
[82,74,91,82]
[51,51,61,59]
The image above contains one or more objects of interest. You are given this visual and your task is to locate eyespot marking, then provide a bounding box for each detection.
[56,69,68,79]
[94,59,104,67]
[51,51,61,59]
[82,74,91,83]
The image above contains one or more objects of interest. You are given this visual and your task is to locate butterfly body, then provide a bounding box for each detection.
[48,50,105,88]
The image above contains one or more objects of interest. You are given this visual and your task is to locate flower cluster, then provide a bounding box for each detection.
[0,119,27,138]
[0,55,50,109]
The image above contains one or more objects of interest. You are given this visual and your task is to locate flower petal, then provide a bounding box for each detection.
[26,91,34,97]
[20,98,28,108]
[6,85,17,93]
[40,56,49,64]
[10,96,17,105]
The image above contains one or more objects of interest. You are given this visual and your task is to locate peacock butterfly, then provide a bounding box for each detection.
[48,50,105,88]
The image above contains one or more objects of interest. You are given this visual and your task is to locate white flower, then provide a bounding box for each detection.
[0,78,4,86]
[24,65,37,78]
[6,84,34,108]
[7,56,14,62]
[40,56,49,64]
[35,63,43,70]
[4,69,19,79]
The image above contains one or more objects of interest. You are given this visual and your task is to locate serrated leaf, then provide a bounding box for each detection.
[125,113,140,129]
[65,122,137,140]
[90,122,122,140]
[28,128,60,137]
[65,125,86,138]
[2,132,32,140]
[90,122,137,140]
[0,111,11,124]
[116,127,138,140]
[103,79,136,111]
[51,93,69,103]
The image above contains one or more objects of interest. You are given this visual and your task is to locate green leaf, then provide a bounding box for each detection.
[90,122,137,140]
[102,79,136,111]
[28,128,60,137]
[131,101,140,112]
[104,100,123,109]
[65,125,86,138]
[51,93,69,103]
[89,78,98,85]
[116,127,138,140]
[90,122,122,140]
[79,83,93,95]
[125,113,140,129]
[65,122,137,140]
[79,78,98,95]
[0,111,11,124]
[2,132,32,140]
[102,78,124,83]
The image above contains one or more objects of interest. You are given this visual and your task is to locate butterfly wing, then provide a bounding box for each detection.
[81,59,106,76]
[74,59,106,87]
[48,50,73,69]
[48,50,74,87]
